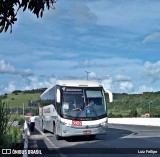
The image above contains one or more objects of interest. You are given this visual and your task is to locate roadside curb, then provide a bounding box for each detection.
[23,121,30,157]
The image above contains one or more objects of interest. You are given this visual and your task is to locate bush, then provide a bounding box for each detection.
[108,112,117,118]
[2,126,24,149]
[129,108,138,117]
[0,101,10,148]
[9,126,24,144]
[18,116,25,125]
[9,115,25,125]
[0,102,24,149]
[9,114,18,121]
[108,112,123,118]
[116,114,123,118]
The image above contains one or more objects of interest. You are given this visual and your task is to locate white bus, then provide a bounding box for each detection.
[39,80,113,140]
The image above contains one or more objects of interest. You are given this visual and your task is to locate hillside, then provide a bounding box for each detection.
[0,89,46,107]
[0,89,160,117]
[108,92,160,117]
[0,88,46,115]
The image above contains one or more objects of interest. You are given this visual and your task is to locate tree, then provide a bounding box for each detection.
[0,0,56,33]
[129,108,138,117]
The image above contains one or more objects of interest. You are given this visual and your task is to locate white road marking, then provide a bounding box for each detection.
[35,126,68,157]
[120,132,160,139]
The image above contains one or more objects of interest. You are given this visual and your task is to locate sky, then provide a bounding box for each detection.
[1,0,160,94]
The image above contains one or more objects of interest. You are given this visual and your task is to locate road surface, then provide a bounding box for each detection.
[28,121,160,157]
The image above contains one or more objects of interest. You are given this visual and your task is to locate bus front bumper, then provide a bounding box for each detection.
[61,124,107,137]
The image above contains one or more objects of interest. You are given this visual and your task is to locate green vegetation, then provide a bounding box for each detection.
[0,89,46,149]
[3,89,45,107]
[7,126,24,149]
[0,88,46,116]
[0,101,23,149]
[108,92,160,117]
[0,100,27,149]
[9,114,25,125]
[0,101,10,148]
[1,88,160,118]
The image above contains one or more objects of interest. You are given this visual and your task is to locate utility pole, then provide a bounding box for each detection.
[85,71,90,80]
[23,103,25,119]
[17,106,19,115]
[149,101,152,117]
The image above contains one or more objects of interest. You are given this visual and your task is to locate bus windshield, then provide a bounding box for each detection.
[61,87,107,120]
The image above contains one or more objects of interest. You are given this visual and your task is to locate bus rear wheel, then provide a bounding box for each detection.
[42,121,46,133]
[53,122,56,134]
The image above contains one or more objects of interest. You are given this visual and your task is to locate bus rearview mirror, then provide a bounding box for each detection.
[57,89,61,103]
[105,89,113,103]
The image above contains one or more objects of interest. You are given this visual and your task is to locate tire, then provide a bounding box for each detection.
[53,122,56,134]
[42,121,46,133]
[55,134,62,140]
[55,124,62,140]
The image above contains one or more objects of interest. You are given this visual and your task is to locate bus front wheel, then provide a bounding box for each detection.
[54,124,62,140]
[55,134,61,140]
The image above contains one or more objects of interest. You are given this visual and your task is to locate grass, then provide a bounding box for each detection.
[109,108,144,117]
[2,123,24,149]
[3,92,40,108]
[109,109,130,116]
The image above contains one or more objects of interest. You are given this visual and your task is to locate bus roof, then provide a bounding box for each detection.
[40,80,102,97]
[56,80,102,87]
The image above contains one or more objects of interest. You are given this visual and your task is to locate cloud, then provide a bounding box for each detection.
[89,72,96,78]
[4,81,16,93]
[71,1,98,24]
[138,85,153,93]
[143,61,160,82]
[0,59,34,76]
[142,32,160,43]
[119,82,134,92]
[101,78,113,91]
[114,74,131,82]
[23,76,56,90]
[56,0,97,25]
[0,59,15,73]
[1,75,57,94]
[77,58,142,69]
[81,59,92,67]
[88,0,160,34]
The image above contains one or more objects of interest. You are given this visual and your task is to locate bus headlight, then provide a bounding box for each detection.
[66,123,72,127]
[62,122,72,127]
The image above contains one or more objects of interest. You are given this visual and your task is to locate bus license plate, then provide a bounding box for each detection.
[83,130,91,134]
[72,120,82,126]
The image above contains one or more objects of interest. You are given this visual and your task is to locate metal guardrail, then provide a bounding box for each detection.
[23,121,30,157]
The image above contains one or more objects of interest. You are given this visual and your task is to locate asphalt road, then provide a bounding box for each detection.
[28,121,160,157]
